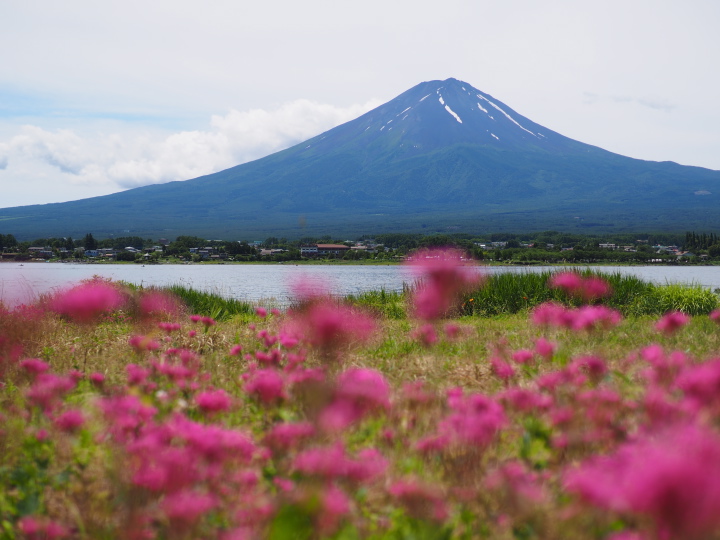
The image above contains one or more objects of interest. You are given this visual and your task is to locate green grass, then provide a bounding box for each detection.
[460,270,718,317]
[162,284,256,321]
[345,289,407,319]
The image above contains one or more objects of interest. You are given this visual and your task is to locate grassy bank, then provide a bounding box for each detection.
[2,265,720,539]
[346,269,719,320]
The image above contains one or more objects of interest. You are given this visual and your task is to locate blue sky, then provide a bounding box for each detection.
[1,0,719,207]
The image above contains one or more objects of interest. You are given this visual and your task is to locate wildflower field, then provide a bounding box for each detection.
[3,251,720,539]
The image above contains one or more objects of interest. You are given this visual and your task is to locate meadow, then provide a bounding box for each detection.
[2,250,720,539]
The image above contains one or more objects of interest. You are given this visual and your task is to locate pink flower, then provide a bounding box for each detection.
[126,364,150,385]
[19,358,50,376]
[161,490,216,527]
[195,389,232,413]
[200,316,216,327]
[436,392,507,448]
[255,307,267,318]
[282,300,376,353]
[531,302,569,327]
[565,424,720,539]
[319,368,390,431]
[549,271,584,293]
[18,516,69,539]
[569,305,622,332]
[549,272,612,302]
[411,323,438,346]
[138,290,180,320]
[490,357,516,381]
[229,344,243,356]
[511,349,534,365]
[89,372,105,387]
[710,309,720,323]
[158,322,182,333]
[655,311,690,335]
[406,248,482,321]
[54,409,85,432]
[128,334,160,353]
[317,484,351,535]
[676,358,720,408]
[244,369,286,403]
[264,422,315,451]
[50,281,124,323]
[26,373,76,412]
[534,337,556,359]
[571,355,608,383]
[335,368,390,411]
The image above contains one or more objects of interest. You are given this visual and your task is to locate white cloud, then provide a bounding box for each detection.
[0,98,382,193]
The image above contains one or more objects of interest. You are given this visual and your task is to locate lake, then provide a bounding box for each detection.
[1,262,719,307]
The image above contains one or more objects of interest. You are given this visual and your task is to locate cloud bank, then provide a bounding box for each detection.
[0,98,382,192]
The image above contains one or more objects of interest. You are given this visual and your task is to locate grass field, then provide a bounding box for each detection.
[2,256,720,539]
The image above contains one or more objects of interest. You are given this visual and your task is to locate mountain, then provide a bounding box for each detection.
[3,77,720,240]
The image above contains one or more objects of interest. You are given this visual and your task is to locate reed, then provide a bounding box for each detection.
[162,284,255,321]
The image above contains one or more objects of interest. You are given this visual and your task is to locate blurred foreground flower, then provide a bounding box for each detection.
[565,424,720,539]
[406,248,482,321]
[50,281,125,323]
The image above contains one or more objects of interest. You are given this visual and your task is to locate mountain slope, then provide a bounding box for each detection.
[2,78,720,239]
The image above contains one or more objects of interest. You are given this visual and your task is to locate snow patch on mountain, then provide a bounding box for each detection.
[444,105,462,123]
[477,94,537,137]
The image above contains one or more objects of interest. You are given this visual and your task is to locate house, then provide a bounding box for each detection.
[316,244,350,256]
[300,245,319,256]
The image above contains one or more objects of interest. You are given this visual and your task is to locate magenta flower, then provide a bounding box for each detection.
[411,323,438,346]
[534,337,556,359]
[195,389,232,413]
[54,409,85,433]
[549,272,612,302]
[655,311,690,335]
[19,358,50,376]
[511,349,534,365]
[264,421,315,451]
[50,281,124,323]
[26,373,76,412]
[128,334,161,353]
[549,271,584,294]
[158,322,182,333]
[335,368,391,411]
[161,490,216,528]
[317,484,351,535]
[531,302,569,327]
[406,248,482,321]
[255,307,267,318]
[18,516,69,540]
[569,305,623,332]
[432,391,507,449]
[244,369,286,403]
[319,368,390,431]
[138,290,180,320]
[565,424,720,539]
[490,357,516,381]
[282,300,376,353]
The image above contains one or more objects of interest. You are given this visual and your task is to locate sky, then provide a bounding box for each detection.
[1,0,719,208]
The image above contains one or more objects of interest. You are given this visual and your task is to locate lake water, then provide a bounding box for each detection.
[1,262,719,307]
